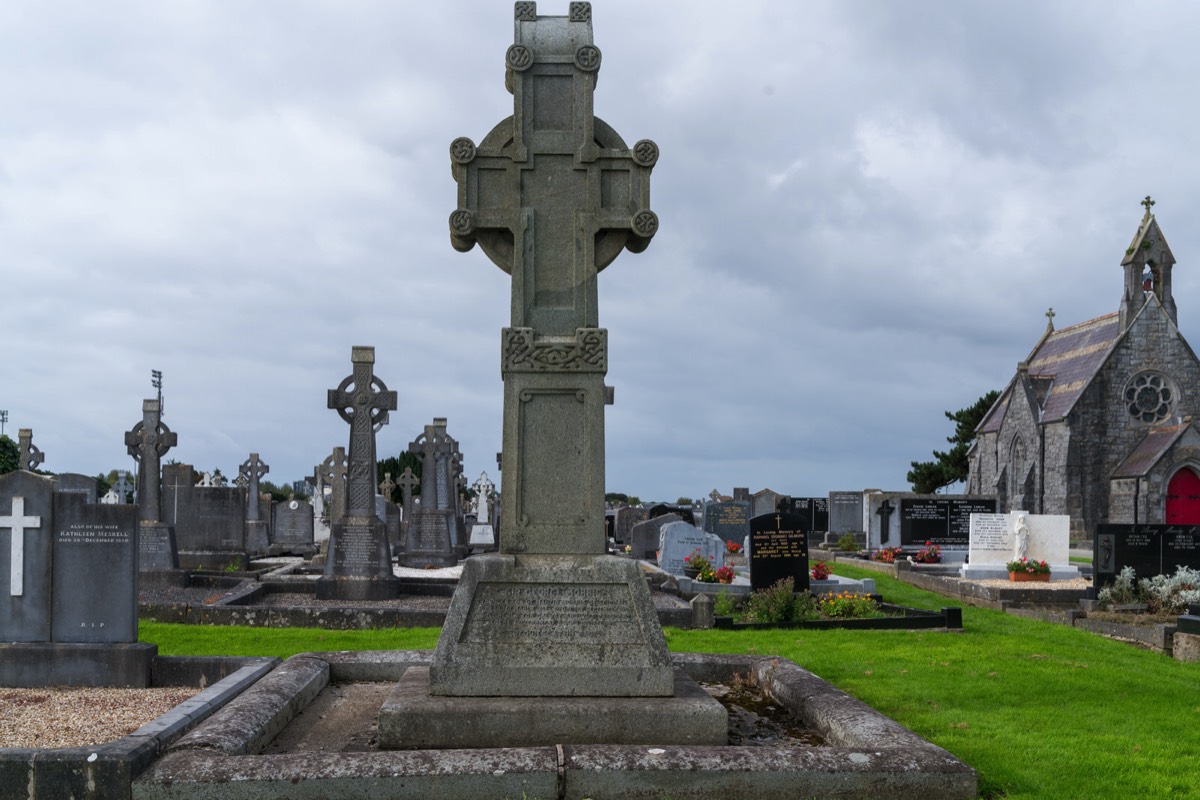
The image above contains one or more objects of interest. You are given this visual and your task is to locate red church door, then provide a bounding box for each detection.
[1165,468,1200,524]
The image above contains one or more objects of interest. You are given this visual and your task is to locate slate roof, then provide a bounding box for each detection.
[1111,422,1190,478]
[977,312,1122,432]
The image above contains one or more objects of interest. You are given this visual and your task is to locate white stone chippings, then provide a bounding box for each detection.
[647,748,666,755]
[0,687,198,748]
[849,753,871,764]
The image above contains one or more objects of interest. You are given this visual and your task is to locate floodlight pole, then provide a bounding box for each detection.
[151,370,163,417]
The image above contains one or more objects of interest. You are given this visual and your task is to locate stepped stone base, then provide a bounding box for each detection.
[378,666,727,749]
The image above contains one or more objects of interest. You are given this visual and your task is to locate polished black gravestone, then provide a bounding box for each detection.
[702,499,750,545]
[316,346,400,601]
[780,496,829,533]
[899,497,996,547]
[749,511,811,592]
[1094,524,1200,588]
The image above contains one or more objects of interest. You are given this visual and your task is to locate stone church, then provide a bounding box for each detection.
[968,198,1200,537]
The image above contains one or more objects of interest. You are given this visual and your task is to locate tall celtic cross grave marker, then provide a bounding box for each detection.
[316,346,400,600]
[427,1,671,701]
[125,399,183,576]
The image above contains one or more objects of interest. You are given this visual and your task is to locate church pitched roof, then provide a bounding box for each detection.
[977,312,1122,433]
[1111,422,1190,478]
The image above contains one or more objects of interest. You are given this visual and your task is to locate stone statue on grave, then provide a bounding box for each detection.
[1014,513,1029,560]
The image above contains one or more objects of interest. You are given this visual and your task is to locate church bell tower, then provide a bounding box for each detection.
[1120,195,1177,332]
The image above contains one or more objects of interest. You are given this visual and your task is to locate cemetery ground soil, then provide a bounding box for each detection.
[138,564,1200,800]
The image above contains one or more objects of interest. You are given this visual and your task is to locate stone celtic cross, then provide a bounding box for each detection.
[124,400,176,523]
[114,472,133,503]
[328,347,396,517]
[17,429,43,472]
[379,472,396,503]
[318,447,348,523]
[398,466,419,520]
[239,453,270,522]
[449,0,657,554]
[408,423,456,510]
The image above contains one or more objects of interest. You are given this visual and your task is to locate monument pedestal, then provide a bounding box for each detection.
[379,665,727,749]
[430,553,674,696]
[0,642,157,688]
[397,509,459,569]
[244,519,270,556]
[138,521,190,586]
[315,514,399,600]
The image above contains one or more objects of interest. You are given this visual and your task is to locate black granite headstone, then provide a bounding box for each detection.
[899,498,996,546]
[749,512,810,592]
[703,500,751,545]
[648,503,695,525]
[1094,524,1200,587]
[55,473,99,504]
[778,497,829,533]
[612,506,648,545]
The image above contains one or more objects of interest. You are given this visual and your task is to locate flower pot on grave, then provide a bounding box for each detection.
[683,567,701,580]
[1008,571,1050,583]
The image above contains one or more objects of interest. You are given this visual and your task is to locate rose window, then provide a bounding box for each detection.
[1125,372,1174,423]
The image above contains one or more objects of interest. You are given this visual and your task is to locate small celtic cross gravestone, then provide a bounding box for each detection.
[114,472,133,504]
[398,467,419,519]
[238,453,270,522]
[319,447,348,523]
[328,347,397,516]
[124,400,177,523]
[17,429,44,472]
[379,472,396,503]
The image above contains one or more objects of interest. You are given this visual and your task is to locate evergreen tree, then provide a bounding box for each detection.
[907,390,1001,494]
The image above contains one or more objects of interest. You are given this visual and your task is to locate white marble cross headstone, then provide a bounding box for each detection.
[1,496,42,596]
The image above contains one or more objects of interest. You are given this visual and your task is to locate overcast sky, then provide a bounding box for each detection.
[5,1,1200,502]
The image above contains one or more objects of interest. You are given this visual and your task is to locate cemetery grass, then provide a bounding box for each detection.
[139,568,1199,800]
[672,564,1199,800]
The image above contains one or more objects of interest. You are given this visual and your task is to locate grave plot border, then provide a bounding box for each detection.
[713,602,964,631]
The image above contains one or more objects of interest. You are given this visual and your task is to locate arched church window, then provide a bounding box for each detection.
[1124,371,1175,424]
[1009,437,1025,497]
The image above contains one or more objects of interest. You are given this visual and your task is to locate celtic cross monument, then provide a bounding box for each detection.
[426,1,672,702]
[125,399,183,577]
[316,346,400,600]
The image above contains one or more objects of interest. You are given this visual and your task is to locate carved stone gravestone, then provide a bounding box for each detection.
[17,428,44,471]
[658,520,724,575]
[315,346,400,600]
[961,512,1078,581]
[164,464,248,571]
[629,512,680,561]
[125,399,184,582]
[55,473,99,503]
[381,3,724,751]
[612,505,648,545]
[398,421,459,568]
[271,498,317,556]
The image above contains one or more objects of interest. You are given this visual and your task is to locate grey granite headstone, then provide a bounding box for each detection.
[428,1,670,702]
[51,492,139,642]
[0,471,55,642]
[702,500,750,545]
[629,513,680,561]
[657,521,724,575]
[271,498,316,554]
[612,505,648,545]
[55,473,98,504]
[828,491,863,535]
[316,346,400,600]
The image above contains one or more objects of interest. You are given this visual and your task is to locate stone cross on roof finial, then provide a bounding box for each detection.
[1045,307,1055,332]
[1142,195,1155,219]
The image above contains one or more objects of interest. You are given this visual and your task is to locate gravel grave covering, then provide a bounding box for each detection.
[0,687,199,749]
[970,577,1091,590]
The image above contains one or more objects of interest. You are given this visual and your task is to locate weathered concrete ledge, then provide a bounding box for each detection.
[0,656,278,800]
[132,651,977,800]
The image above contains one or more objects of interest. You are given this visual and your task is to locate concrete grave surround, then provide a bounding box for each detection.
[316,346,400,601]
[381,5,703,749]
[962,511,1080,580]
